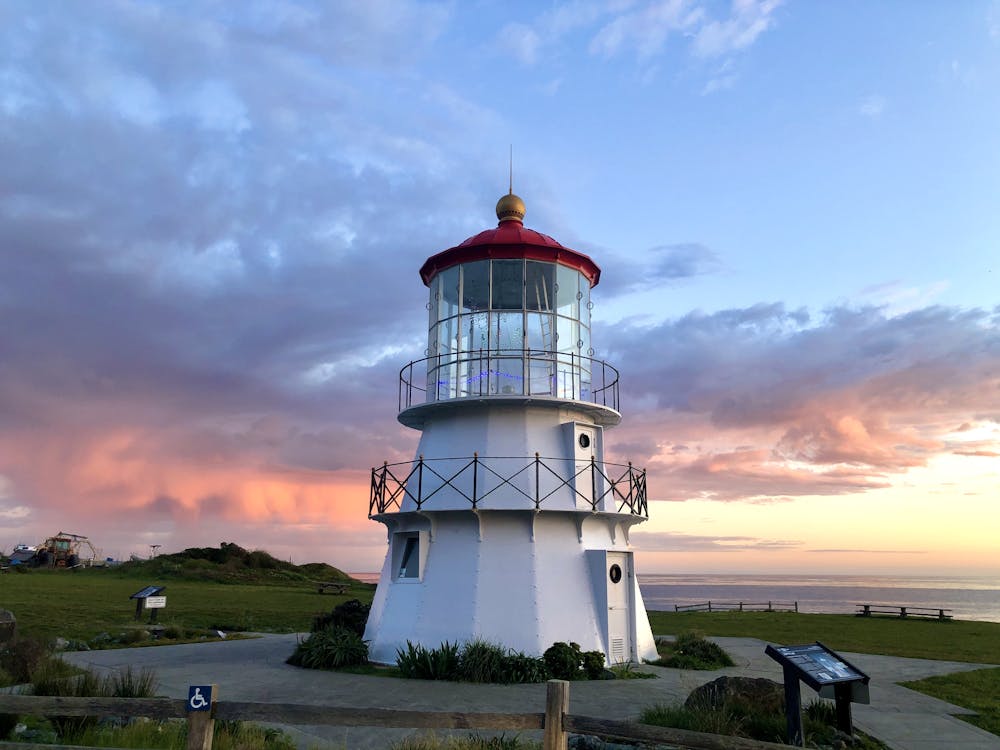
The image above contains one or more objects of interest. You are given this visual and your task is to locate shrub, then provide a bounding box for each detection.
[543,642,582,680]
[0,636,48,684]
[287,626,368,670]
[457,640,507,683]
[311,598,370,636]
[581,650,606,680]
[652,631,735,670]
[543,642,605,680]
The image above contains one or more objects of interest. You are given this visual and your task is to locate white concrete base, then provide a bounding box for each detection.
[364,509,658,666]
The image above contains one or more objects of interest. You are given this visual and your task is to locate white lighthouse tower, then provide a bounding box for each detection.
[363,192,658,666]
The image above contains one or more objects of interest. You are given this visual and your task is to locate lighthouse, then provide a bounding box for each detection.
[363,192,657,666]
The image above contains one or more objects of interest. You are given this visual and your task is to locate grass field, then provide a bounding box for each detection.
[646,611,1000,664]
[0,567,375,643]
[901,668,1000,736]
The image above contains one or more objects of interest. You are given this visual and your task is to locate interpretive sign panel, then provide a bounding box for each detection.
[144,596,166,609]
[765,642,868,693]
[765,641,871,746]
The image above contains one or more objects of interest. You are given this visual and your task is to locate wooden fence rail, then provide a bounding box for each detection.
[674,601,798,613]
[0,682,791,750]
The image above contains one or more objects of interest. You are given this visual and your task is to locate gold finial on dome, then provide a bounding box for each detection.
[496,192,526,223]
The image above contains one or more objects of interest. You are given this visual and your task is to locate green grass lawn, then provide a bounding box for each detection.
[1,568,375,643]
[646,610,1000,664]
[902,668,1000,736]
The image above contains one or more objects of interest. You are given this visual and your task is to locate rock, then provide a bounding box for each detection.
[685,676,785,714]
[52,637,70,651]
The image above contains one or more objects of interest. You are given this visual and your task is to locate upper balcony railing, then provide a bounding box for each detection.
[399,349,620,413]
[370,453,647,518]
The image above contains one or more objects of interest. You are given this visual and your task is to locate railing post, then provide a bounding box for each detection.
[627,462,634,512]
[472,452,478,509]
[543,679,569,750]
[535,452,541,509]
[417,455,424,511]
[590,455,597,511]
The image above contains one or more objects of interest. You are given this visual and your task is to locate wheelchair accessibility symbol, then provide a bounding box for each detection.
[187,685,213,712]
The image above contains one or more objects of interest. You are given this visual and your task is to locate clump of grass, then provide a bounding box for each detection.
[31,664,157,737]
[287,626,369,669]
[395,640,548,684]
[609,660,655,680]
[392,732,540,750]
[59,717,298,749]
[641,699,887,748]
[649,631,735,670]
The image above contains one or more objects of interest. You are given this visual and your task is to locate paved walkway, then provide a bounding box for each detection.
[63,635,1000,750]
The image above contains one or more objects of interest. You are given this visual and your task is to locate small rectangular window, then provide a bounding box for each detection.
[398,535,419,579]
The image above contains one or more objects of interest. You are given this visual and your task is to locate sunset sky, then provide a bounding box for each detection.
[1,1,998,576]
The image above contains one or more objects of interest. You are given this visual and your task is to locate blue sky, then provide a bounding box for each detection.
[1,1,998,574]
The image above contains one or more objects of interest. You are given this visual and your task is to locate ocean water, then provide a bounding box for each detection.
[352,572,1000,623]
[636,574,1000,623]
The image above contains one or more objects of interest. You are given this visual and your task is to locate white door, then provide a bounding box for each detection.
[573,423,598,509]
[606,551,632,663]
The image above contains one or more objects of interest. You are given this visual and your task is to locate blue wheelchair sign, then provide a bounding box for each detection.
[187,685,213,712]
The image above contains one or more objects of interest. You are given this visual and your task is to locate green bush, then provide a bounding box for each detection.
[311,598,370,636]
[652,631,735,670]
[287,626,369,669]
[543,642,606,680]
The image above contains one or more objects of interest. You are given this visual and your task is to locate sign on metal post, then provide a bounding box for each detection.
[187,685,213,712]
[765,641,870,746]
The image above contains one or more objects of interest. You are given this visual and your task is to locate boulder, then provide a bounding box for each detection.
[685,675,785,715]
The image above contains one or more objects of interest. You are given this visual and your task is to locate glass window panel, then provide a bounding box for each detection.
[437,316,458,354]
[526,262,555,311]
[556,265,580,319]
[438,266,460,321]
[460,311,489,353]
[492,260,523,310]
[492,311,524,352]
[526,311,554,352]
[462,261,489,313]
[399,536,419,578]
[556,315,578,354]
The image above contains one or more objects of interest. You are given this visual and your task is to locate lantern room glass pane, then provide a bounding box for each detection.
[556,265,581,319]
[492,260,523,310]
[462,261,489,313]
[526,261,555,311]
[438,266,460,321]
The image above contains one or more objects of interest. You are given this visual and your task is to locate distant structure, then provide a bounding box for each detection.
[363,192,657,665]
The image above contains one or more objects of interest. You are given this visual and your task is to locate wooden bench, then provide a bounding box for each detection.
[856,604,952,620]
[316,582,350,595]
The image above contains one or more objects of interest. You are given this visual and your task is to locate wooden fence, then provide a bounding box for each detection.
[674,601,798,613]
[0,681,793,750]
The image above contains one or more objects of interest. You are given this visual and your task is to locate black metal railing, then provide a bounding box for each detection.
[370,453,646,518]
[398,349,620,412]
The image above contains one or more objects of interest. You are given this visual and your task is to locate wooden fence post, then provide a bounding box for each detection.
[186,684,217,750]
[543,679,569,750]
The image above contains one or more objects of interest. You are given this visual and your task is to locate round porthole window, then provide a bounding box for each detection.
[609,564,622,583]
[578,433,591,449]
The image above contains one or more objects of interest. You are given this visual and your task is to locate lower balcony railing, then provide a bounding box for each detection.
[370,454,647,517]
